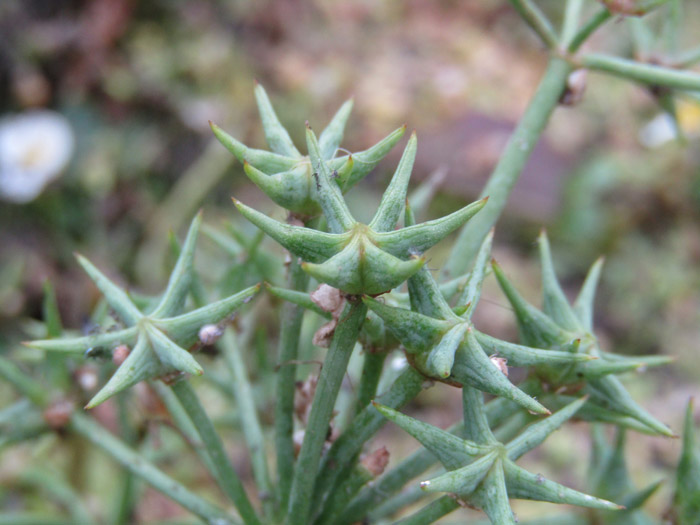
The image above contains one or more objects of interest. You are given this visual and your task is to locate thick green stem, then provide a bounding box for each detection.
[171,379,260,525]
[581,53,700,91]
[446,57,572,276]
[395,495,459,524]
[508,0,559,49]
[274,258,310,511]
[354,350,386,414]
[567,7,611,53]
[286,301,367,525]
[220,330,274,518]
[311,367,424,518]
[69,412,236,525]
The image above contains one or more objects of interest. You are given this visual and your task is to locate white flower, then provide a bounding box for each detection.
[0,110,74,203]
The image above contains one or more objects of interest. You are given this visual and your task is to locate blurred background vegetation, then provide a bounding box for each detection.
[1,0,699,522]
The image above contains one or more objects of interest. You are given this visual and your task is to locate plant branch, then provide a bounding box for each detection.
[171,379,260,525]
[508,0,559,49]
[445,56,571,276]
[354,350,386,414]
[581,53,700,91]
[69,412,237,525]
[286,301,367,525]
[560,0,584,50]
[567,7,611,53]
[220,330,274,518]
[311,367,425,518]
[275,258,310,512]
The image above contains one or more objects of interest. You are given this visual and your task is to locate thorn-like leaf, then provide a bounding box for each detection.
[86,338,162,409]
[363,296,452,352]
[376,198,487,258]
[153,284,261,347]
[330,125,407,191]
[421,453,498,495]
[538,231,582,332]
[506,397,586,460]
[76,255,143,325]
[151,213,202,318]
[26,327,139,354]
[504,461,622,510]
[233,199,347,262]
[254,84,302,158]
[306,126,355,233]
[573,257,604,331]
[210,122,297,173]
[492,259,574,349]
[319,98,354,160]
[452,331,550,415]
[369,132,417,233]
[373,402,485,469]
[145,324,203,377]
[425,323,469,378]
[474,331,594,367]
[456,229,494,319]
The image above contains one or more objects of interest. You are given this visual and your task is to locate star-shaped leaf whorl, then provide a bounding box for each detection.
[27,214,260,408]
[211,83,406,217]
[234,127,486,295]
[374,386,621,523]
[491,231,673,436]
[364,229,592,415]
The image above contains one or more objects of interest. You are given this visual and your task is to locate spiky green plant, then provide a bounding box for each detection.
[2,1,700,524]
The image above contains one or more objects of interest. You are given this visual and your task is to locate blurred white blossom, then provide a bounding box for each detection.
[0,110,74,203]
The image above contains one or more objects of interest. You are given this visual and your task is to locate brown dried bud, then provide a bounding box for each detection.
[560,70,587,106]
[198,324,224,345]
[312,319,338,348]
[489,356,509,377]
[293,429,305,457]
[43,399,74,429]
[112,344,130,366]
[310,284,345,317]
[294,375,318,426]
[361,446,390,477]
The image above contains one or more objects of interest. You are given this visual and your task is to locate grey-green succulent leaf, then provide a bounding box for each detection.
[306,125,355,233]
[150,212,202,318]
[211,122,298,174]
[318,98,353,160]
[75,255,143,326]
[537,231,584,332]
[573,256,604,332]
[456,228,494,320]
[375,197,487,258]
[372,403,487,469]
[330,125,407,191]
[368,132,417,233]
[503,461,622,511]
[254,83,302,158]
